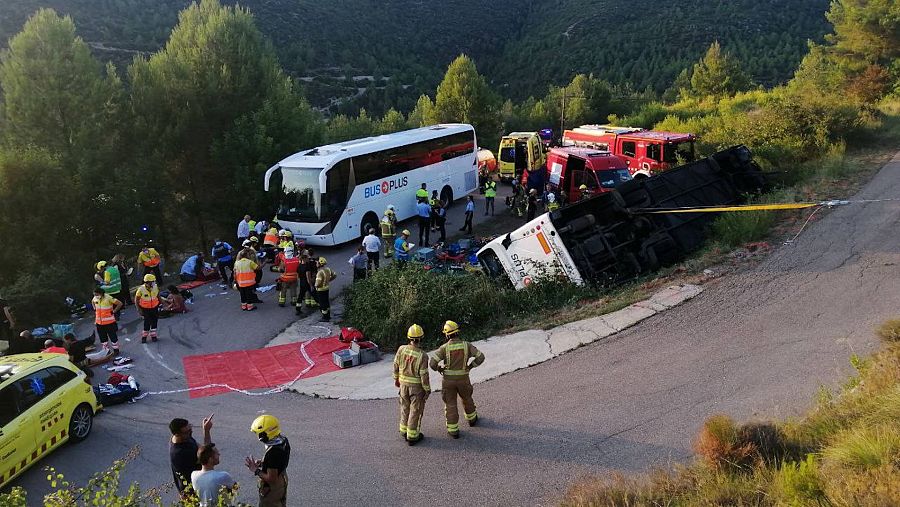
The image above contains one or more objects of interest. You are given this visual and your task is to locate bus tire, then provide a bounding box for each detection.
[440,186,453,208]
[360,213,380,239]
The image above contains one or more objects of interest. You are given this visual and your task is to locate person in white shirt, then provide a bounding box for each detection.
[237,215,251,243]
[191,444,236,507]
[255,219,267,237]
[361,227,382,271]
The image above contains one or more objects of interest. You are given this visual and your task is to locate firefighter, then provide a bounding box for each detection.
[547,191,560,212]
[393,324,431,445]
[135,274,160,343]
[246,415,291,507]
[381,208,396,258]
[275,247,300,308]
[301,250,319,310]
[314,257,336,322]
[234,245,259,311]
[429,320,485,438]
[578,183,590,201]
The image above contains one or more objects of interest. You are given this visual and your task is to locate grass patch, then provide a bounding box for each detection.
[559,322,900,506]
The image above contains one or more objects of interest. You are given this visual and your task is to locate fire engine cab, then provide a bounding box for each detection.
[562,125,696,178]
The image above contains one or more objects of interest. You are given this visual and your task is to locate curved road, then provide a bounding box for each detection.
[10,154,900,505]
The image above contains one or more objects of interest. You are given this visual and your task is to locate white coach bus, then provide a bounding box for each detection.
[264,124,478,246]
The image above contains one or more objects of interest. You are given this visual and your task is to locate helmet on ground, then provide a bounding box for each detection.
[401,229,410,236]
[250,414,281,442]
[96,261,107,270]
[443,320,460,336]
[579,184,588,190]
[318,257,327,266]
[143,274,156,283]
[407,324,424,340]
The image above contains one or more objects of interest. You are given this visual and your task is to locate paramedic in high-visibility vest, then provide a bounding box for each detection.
[138,243,163,282]
[92,287,124,353]
[234,244,259,311]
[135,274,161,343]
[484,179,497,215]
[393,324,431,445]
[314,257,336,322]
[430,320,485,438]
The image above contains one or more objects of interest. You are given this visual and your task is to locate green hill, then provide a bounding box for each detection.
[0,0,831,113]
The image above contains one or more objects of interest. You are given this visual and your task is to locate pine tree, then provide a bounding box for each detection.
[689,41,752,98]
[430,55,500,144]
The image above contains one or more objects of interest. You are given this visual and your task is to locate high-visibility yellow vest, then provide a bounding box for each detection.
[484,181,497,198]
[135,284,160,309]
[139,248,161,267]
[234,258,258,288]
[93,294,118,325]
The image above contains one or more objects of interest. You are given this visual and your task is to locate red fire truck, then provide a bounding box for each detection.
[532,147,631,202]
[562,125,696,178]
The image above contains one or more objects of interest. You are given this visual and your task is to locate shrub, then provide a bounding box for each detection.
[694,415,756,470]
[344,265,598,351]
[821,424,900,469]
[876,319,900,343]
[771,454,826,506]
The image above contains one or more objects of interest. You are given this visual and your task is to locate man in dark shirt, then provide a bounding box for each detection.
[246,414,291,507]
[169,414,214,498]
[64,333,92,366]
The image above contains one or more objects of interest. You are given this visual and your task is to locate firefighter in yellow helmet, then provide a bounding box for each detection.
[245,414,291,507]
[429,320,485,438]
[393,324,431,445]
[314,257,336,322]
[380,207,396,258]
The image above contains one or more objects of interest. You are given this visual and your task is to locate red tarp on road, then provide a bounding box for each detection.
[181,335,347,398]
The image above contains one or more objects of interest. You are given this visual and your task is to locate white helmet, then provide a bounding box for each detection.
[387,204,395,211]
[284,247,295,258]
[547,192,556,203]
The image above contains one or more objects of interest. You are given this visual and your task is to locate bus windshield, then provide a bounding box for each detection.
[597,168,632,189]
[663,141,695,164]
[272,167,324,221]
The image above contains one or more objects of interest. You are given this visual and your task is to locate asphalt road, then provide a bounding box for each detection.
[8,153,900,506]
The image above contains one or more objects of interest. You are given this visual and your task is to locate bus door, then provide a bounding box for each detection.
[515,140,528,179]
[567,155,591,201]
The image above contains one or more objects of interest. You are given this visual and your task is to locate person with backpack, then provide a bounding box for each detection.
[211,240,235,285]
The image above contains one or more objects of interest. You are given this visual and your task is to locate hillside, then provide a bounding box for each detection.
[0,0,830,113]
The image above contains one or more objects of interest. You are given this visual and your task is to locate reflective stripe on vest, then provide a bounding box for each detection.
[142,250,161,267]
[264,231,278,246]
[316,267,334,291]
[398,348,424,385]
[442,341,470,377]
[484,181,497,198]
[380,219,394,237]
[136,285,159,309]
[93,295,116,325]
[234,259,257,287]
[279,257,300,282]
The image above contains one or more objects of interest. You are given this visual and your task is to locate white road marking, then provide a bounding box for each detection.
[142,344,182,376]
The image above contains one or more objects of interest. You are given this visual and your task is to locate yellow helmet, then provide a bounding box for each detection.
[143,274,156,283]
[96,261,107,271]
[318,257,327,266]
[250,236,259,243]
[579,184,588,190]
[443,320,460,336]
[407,324,424,340]
[250,414,281,441]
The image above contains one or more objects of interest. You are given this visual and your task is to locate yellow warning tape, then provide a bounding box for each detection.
[641,202,821,214]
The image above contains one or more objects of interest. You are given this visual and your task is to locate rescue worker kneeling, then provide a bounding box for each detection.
[430,320,485,438]
[393,324,431,445]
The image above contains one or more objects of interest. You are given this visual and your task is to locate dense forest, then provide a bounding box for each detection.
[0,0,831,115]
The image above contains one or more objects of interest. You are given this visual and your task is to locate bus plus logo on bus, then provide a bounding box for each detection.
[364,176,409,198]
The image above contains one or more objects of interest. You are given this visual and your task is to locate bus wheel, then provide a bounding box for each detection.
[440,186,453,208]
[360,213,379,239]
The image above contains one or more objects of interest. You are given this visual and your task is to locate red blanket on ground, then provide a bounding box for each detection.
[181,336,347,398]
